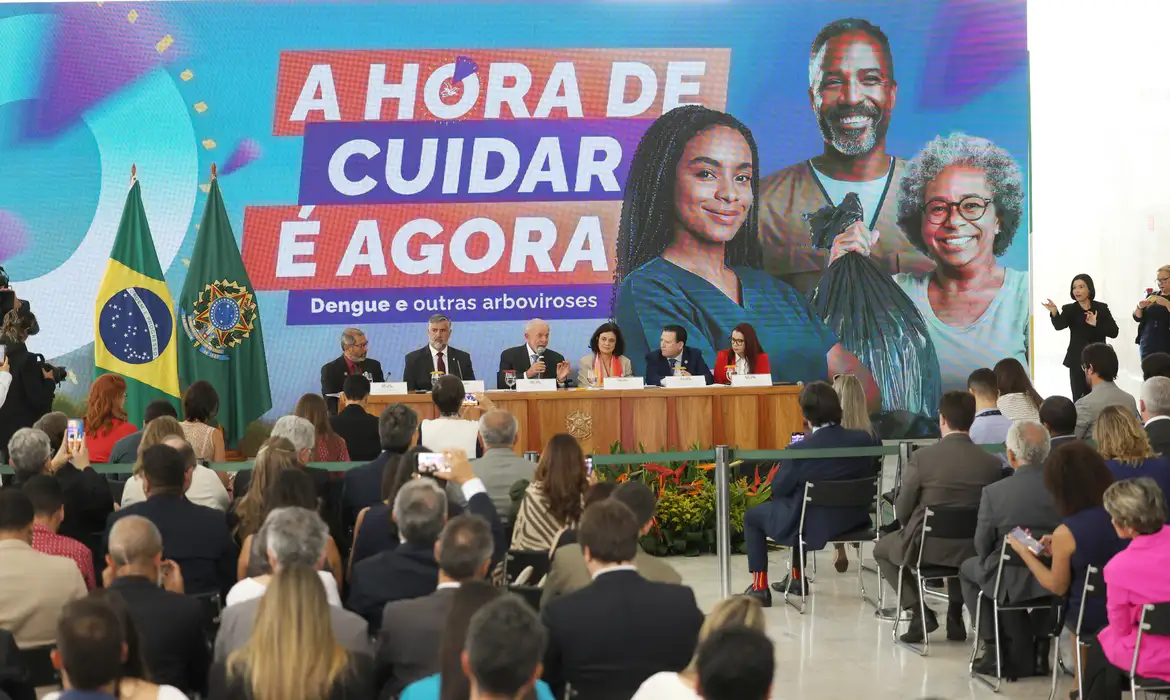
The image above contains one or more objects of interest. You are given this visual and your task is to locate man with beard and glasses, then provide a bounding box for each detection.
[758,17,934,294]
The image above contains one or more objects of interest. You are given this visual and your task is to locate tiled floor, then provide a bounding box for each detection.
[674,549,1065,700]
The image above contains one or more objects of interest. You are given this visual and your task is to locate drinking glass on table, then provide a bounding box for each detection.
[504,370,517,389]
[725,365,737,383]
[430,371,443,390]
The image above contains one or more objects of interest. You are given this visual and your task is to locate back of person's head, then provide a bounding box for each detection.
[583,480,618,509]
[685,596,767,674]
[534,433,588,527]
[1044,442,1115,518]
[1141,376,1170,418]
[1039,395,1077,437]
[798,381,842,426]
[32,412,67,454]
[437,580,502,700]
[143,399,179,425]
[1005,420,1051,467]
[464,595,547,700]
[478,409,519,448]
[139,444,187,496]
[85,589,147,680]
[432,374,465,416]
[966,367,998,400]
[832,373,872,435]
[378,404,419,452]
[106,515,163,570]
[1143,352,1170,381]
[294,393,335,442]
[134,416,184,476]
[994,357,1042,406]
[938,390,976,432]
[229,563,349,700]
[182,380,219,423]
[235,437,299,539]
[1081,343,1119,382]
[437,515,493,581]
[696,626,775,700]
[86,374,128,434]
[54,597,125,691]
[612,481,657,530]
[21,474,64,520]
[271,415,315,455]
[264,506,329,570]
[1095,404,1155,465]
[161,435,197,472]
[578,498,638,566]
[0,487,34,536]
[7,427,51,481]
[265,468,319,514]
[381,445,430,503]
[1103,477,1168,536]
[341,374,371,402]
[393,478,447,547]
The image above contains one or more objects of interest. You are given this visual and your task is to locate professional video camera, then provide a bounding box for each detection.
[0,264,61,380]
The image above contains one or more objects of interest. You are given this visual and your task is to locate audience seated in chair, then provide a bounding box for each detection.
[1075,343,1138,440]
[120,419,230,512]
[105,441,237,597]
[1142,376,1170,456]
[1081,477,1170,700]
[545,482,618,554]
[103,516,209,695]
[9,426,112,542]
[874,391,1004,644]
[542,481,681,608]
[419,375,484,457]
[215,507,370,662]
[0,487,85,648]
[633,596,767,700]
[378,516,495,698]
[541,498,703,700]
[694,626,775,700]
[330,374,382,462]
[1040,395,1079,449]
[227,502,343,609]
[470,410,535,523]
[466,595,554,700]
[511,434,591,552]
[22,476,95,590]
[342,404,418,534]
[107,399,178,466]
[959,420,1061,677]
[1094,404,1170,498]
[209,564,375,700]
[233,415,328,502]
[741,381,880,606]
[967,368,1013,455]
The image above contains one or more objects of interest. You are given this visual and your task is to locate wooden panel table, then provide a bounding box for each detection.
[365,385,803,454]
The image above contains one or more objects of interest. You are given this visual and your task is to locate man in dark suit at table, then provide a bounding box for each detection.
[330,375,382,462]
[402,314,476,391]
[741,382,878,606]
[497,318,572,389]
[1141,376,1170,455]
[644,324,714,386]
[321,327,385,414]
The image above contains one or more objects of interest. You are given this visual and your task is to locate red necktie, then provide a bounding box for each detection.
[437,351,446,374]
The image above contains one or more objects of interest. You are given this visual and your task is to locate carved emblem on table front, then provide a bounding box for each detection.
[565,410,593,440]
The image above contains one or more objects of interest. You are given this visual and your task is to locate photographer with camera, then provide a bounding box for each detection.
[0,304,61,462]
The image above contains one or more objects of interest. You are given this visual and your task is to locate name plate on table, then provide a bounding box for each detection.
[515,378,557,392]
[369,381,408,395]
[731,374,772,388]
[461,380,486,394]
[603,376,644,390]
[661,375,708,389]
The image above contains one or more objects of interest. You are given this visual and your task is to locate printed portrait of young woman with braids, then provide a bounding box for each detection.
[613,105,879,403]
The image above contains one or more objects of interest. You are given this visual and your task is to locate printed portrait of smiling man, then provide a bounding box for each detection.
[757,17,934,294]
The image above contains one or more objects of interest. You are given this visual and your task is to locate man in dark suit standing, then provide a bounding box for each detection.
[496,318,572,389]
[1141,376,1170,455]
[542,499,703,700]
[330,375,382,462]
[742,382,878,606]
[644,324,714,386]
[374,515,494,697]
[873,391,1004,644]
[105,515,209,695]
[959,420,1060,674]
[402,314,476,391]
[1040,395,1079,450]
[321,327,385,414]
[341,404,418,534]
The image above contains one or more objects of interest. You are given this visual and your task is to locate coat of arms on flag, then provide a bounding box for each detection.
[180,279,259,360]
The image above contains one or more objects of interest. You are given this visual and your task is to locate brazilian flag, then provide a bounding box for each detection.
[94,179,181,423]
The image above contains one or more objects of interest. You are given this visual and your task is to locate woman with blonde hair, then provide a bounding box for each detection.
[1094,405,1170,497]
[294,393,350,462]
[119,417,230,511]
[831,373,877,572]
[209,564,372,700]
[230,437,300,541]
[631,596,766,699]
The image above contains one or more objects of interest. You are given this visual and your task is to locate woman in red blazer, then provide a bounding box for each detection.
[715,323,770,384]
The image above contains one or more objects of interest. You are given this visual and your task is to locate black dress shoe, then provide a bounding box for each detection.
[898,608,939,644]
[770,576,810,596]
[742,584,772,608]
[972,644,1017,680]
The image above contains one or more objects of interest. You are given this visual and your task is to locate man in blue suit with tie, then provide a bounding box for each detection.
[742,381,879,606]
[644,324,714,386]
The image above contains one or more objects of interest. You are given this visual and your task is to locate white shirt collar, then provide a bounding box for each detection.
[591,564,638,580]
[437,581,461,591]
[1147,415,1170,427]
[430,344,446,367]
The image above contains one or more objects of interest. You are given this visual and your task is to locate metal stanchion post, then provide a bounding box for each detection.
[714,444,732,599]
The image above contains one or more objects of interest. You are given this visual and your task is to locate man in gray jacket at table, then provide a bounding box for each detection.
[470,410,535,524]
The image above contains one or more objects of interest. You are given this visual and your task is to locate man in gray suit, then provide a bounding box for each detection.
[1141,376,1170,455]
[213,507,371,662]
[959,420,1060,673]
[470,410,535,522]
[1074,343,1138,439]
[873,391,1004,644]
[374,513,494,698]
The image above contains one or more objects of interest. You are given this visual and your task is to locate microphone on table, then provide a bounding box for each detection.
[454,357,463,380]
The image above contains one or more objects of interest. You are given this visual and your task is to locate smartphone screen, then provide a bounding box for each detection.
[66,418,84,450]
[417,452,450,475]
[789,432,805,445]
[462,393,479,406]
[585,456,593,475]
[1010,526,1044,554]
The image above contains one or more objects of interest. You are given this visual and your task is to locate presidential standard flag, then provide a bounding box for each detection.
[94,178,181,422]
[178,174,271,447]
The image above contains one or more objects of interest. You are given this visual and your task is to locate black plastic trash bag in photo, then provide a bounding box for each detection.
[804,193,942,428]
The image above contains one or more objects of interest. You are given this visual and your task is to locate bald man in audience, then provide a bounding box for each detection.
[105,515,209,694]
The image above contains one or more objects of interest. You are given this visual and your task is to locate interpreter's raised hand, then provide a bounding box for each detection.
[526,361,545,378]
[828,221,880,264]
[1085,310,1098,327]
[1156,295,1170,309]
[1138,297,1156,310]
[1041,299,1058,315]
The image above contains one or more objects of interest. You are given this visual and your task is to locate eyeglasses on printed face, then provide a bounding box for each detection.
[924,196,992,225]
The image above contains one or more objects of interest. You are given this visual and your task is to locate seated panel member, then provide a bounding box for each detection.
[402,314,476,392]
[321,327,384,415]
[577,322,634,388]
[497,318,572,389]
[644,325,714,387]
[714,323,770,384]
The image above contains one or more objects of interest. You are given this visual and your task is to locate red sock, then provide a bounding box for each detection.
[752,571,768,590]
[791,566,802,580]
